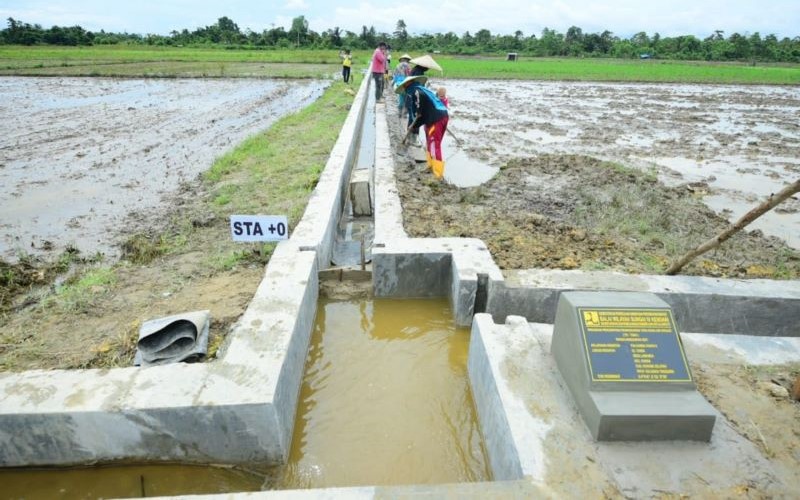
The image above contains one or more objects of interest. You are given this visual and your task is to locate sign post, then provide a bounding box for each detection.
[230,215,289,242]
[551,291,716,441]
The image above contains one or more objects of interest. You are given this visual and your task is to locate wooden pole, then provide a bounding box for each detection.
[665,178,800,275]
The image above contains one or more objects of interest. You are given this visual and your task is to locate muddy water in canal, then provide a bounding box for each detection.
[0,463,264,498]
[271,298,490,489]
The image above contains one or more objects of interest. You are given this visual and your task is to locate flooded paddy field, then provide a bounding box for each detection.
[449,80,800,246]
[0,77,327,262]
[392,80,800,277]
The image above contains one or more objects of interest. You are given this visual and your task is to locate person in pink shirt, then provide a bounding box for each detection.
[370,41,388,101]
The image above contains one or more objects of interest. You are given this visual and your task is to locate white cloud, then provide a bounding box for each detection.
[1,0,797,39]
[285,0,309,9]
[321,0,799,38]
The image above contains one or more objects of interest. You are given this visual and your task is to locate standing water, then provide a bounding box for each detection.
[0,464,264,498]
[0,299,490,495]
[271,298,490,489]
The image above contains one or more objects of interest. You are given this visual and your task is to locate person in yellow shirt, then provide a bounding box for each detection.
[340,49,352,84]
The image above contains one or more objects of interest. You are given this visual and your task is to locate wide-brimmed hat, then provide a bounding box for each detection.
[399,53,412,61]
[409,54,442,72]
[394,75,428,93]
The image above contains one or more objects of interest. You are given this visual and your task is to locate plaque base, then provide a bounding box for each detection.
[587,391,716,441]
[552,291,716,442]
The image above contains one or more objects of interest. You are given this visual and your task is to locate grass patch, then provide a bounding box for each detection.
[48,266,116,312]
[570,160,800,277]
[80,319,140,369]
[206,246,271,272]
[1,46,797,84]
[203,77,356,221]
[0,247,90,316]
[439,56,800,85]
[120,230,189,265]
[119,78,356,274]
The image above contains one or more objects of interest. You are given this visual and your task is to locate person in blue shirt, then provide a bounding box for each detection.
[395,75,449,180]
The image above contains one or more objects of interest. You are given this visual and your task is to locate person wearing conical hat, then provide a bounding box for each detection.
[393,54,413,117]
[409,54,442,76]
[396,75,449,180]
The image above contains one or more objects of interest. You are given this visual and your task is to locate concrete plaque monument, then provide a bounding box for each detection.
[551,291,716,441]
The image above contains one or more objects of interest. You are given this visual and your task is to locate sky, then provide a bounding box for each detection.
[1,0,798,39]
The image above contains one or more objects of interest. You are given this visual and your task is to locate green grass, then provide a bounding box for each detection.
[49,266,116,312]
[0,46,339,77]
[204,76,358,220]
[1,46,798,84]
[0,45,344,63]
[437,56,800,84]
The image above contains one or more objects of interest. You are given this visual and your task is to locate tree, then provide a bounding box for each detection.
[359,25,377,48]
[475,28,492,49]
[290,16,309,47]
[539,27,564,56]
[565,25,583,55]
[394,19,408,47]
[728,32,750,59]
[327,27,342,48]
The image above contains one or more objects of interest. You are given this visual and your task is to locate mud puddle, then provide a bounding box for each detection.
[0,77,328,262]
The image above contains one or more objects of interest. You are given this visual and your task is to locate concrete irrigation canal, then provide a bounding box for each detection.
[1,75,799,498]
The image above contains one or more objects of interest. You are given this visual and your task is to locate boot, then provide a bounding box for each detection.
[432,159,445,179]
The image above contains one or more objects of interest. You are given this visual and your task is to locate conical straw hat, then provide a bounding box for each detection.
[409,54,442,72]
[394,75,428,94]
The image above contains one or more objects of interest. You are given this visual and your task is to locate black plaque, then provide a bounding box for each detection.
[577,307,692,383]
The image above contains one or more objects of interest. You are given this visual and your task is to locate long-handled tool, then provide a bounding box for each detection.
[402,116,422,145]
[445,127,464,147]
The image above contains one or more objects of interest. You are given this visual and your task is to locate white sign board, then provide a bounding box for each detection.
[230,215,289,242]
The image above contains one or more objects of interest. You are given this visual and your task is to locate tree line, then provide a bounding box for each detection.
[2,16,799,63]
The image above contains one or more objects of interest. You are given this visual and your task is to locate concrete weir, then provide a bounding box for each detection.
[1,75,800,497]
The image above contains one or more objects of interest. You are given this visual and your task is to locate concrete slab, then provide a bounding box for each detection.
[0,241,318,467]
[468,314,796,497]
[373,237,503,326]
[492,269,800,336]
[349,168,372,216]
[373,108,407,244]
[163,479,545,499]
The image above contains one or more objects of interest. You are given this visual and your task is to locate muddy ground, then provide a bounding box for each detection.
[0,77,326,262]
[0,77,326,370]
[389,80,800,277]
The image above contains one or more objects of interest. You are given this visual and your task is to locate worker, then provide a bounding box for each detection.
[370,41,388,101]
[393,54,412,116]
[396,75,449,180]
[340,49,352,84]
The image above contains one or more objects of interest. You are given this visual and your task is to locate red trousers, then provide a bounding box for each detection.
[425,116,448,161]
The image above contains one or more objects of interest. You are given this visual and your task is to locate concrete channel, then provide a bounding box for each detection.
[1,75,800,497]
